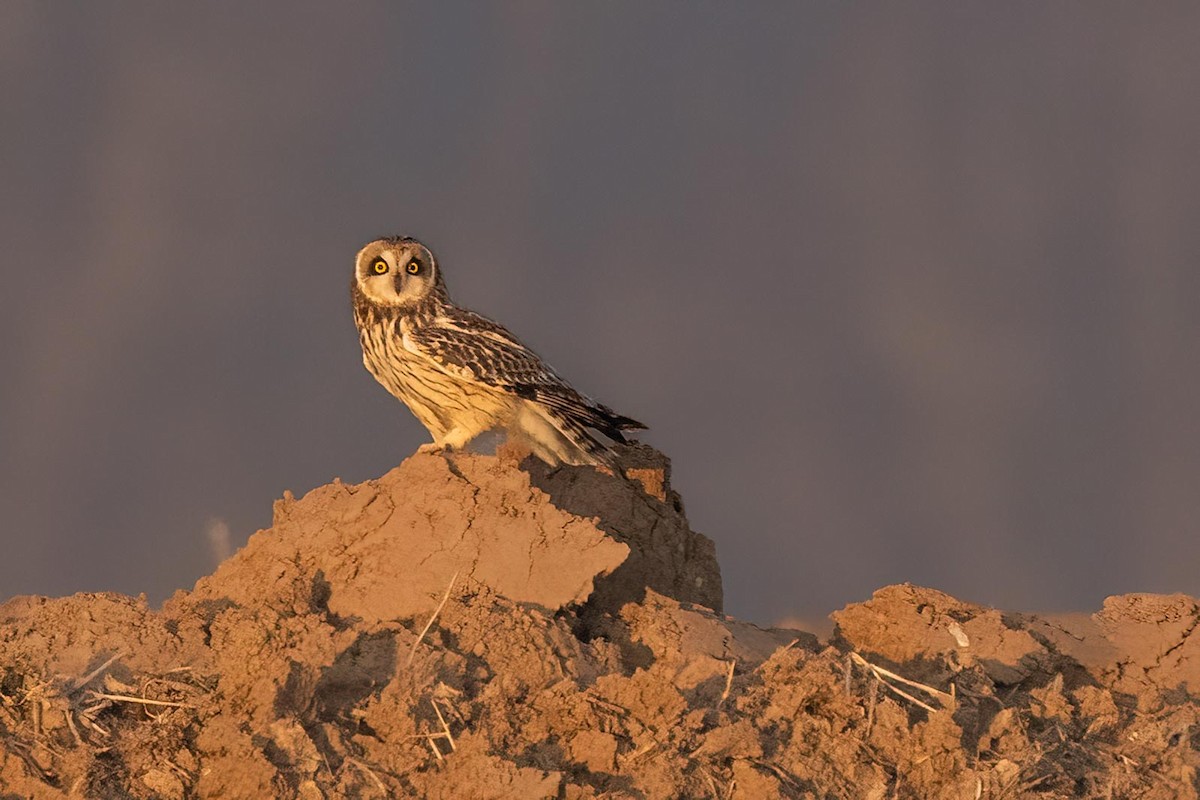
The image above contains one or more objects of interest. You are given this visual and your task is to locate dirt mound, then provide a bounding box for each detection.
[2,448,1198,798]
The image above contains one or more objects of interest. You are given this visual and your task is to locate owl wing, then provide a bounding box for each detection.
[404,310,644,441]
[405,310,560,388]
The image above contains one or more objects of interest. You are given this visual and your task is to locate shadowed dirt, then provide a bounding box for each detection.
[1,446,1197,798]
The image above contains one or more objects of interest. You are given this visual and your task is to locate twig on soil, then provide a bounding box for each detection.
[70,650,127,693]
[848,652,953,714]
[584,694,627,716]
[873,677,938,714]
[627,739,661,763]
[866,677,878,736]
[345,757,389,794]
[431,699,456,752]
[750,759,801,789]
[5,736,57,782]
[64,707,83,746]
[407,570,460,667]
[1020,773,1055,792]
[718,659,736,709]
[427,737,444,763]
[85,691,194,710]
[699,766,737,800]
[30,690,43,736]
[84,718,110,737]
[850,653,954,702]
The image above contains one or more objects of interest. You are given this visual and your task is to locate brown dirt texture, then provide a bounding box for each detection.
[2,445,1198,798]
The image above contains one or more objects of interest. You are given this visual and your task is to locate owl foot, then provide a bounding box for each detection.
[417,442,448,455]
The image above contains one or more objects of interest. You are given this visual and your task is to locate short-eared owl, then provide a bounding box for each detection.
[351,236,644,467]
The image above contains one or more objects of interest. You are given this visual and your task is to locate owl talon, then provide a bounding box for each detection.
[416,443,446,455]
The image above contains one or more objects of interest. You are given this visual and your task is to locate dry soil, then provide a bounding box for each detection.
[1,446,1197,798]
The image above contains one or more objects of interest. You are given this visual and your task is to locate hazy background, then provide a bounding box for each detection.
[3,4,1198,625]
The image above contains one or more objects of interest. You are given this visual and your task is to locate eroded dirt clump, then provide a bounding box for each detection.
[2,449,1198,798]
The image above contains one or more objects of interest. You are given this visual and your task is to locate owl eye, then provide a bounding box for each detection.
[406,259,422,275]
[370,258,388,275]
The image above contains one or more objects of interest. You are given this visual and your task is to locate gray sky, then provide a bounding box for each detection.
[3,4,1199,624]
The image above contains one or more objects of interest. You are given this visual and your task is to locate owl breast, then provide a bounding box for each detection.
[358,316,515,443]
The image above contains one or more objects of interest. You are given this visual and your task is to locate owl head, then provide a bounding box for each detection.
[353,236,445,308]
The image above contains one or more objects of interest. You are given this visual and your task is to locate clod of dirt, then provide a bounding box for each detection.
[2,448,1199,799]
[187,446,720,625]
[1029,593,1200,702]
[831,583,1052,686]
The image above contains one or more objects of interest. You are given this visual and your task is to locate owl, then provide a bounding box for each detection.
[351,236,645,467]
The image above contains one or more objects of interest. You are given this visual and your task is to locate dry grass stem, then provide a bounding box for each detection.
[71,650,127,693]
[64,709,83,746]
[407,570,460,667]
[345,757,388,794]
[86,692,194,709]
[876,678,939,714]
[627,739,661,763]
[82,716,110,737]
[584,694,627,716]
[849,652,952,713]
[866,678,878,736]
[850,653,953,701]
[718,659,736,708]
[431,699,456,752]
[750,759,800,789]
[30,695,42,736]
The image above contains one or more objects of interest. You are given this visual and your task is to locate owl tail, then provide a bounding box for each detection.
[595,404,647,434]
[528,387,646,444]
[515,402,621,469]
[559,415,621,469]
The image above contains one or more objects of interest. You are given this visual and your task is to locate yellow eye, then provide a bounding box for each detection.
[406,259,421,275]
[370,258,388,275]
